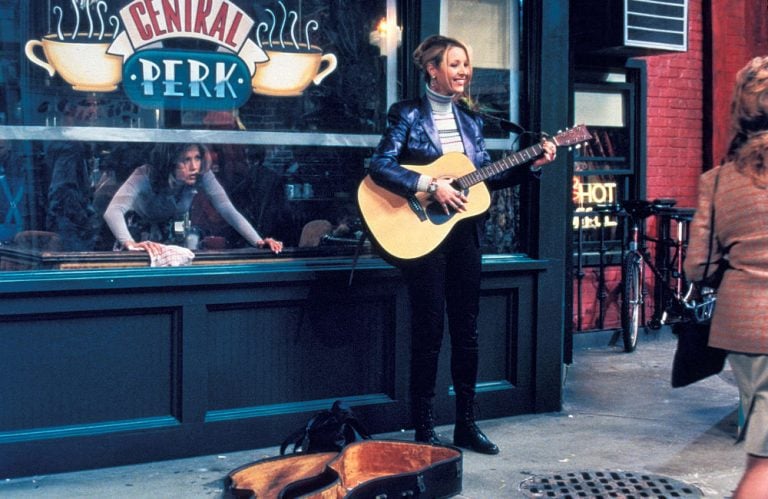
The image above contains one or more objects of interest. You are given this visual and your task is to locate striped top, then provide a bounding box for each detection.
[426,86,464,154]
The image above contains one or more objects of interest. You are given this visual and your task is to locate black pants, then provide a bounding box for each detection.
[399,220,481,405]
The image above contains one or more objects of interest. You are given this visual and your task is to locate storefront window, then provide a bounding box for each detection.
[0,0,393,271]
[12,1,390,133]
[440,0,526,253]
[0,0,532,271]
[572,79,638,263]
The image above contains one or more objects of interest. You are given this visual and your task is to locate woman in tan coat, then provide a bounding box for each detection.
[685,56,768,498]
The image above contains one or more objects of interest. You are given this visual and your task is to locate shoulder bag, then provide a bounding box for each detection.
[671,169,728,388]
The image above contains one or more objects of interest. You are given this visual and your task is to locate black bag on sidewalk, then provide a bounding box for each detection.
[280,400,371,455]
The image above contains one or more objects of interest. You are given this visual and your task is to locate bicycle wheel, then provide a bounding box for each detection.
[621,251,643,352]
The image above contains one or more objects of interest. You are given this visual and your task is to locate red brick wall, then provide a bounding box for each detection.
[573,1,768,333]
[642,0,704,210]
[572,2,768,333]
[643,1,768,211]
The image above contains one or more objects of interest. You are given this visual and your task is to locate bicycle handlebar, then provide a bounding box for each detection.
[593,198,679,220]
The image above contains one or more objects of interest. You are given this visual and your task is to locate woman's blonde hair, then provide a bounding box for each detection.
[730,56,768,187]
[412,35,473,104]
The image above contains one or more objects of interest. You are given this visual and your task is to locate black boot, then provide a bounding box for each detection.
[453,400,499,455]
[412,397,444,445]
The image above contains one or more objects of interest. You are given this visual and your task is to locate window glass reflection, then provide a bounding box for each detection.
[9,0,390,133]
[574,127,630,171]
[0,139,373,270]
[0,0,532,272]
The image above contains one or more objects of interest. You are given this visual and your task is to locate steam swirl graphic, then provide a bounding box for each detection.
[304,20,318,48]
[255,1,319,51]
[70,0,79,40]
[53,6,64,40]
[52,0,119,41]
[96,1,120,40]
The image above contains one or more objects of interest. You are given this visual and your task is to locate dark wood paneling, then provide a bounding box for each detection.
[0,309,180,434]
[205,293,397,415]
[0,258,551,477]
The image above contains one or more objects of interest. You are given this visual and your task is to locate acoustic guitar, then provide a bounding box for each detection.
[357,124,592,260]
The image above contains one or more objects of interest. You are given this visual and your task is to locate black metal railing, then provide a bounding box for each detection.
[572,201,695,333]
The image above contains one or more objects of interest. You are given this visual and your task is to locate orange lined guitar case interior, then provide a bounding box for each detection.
[226,440,463,498]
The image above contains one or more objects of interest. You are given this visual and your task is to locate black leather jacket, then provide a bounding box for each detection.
[369,96,538,196]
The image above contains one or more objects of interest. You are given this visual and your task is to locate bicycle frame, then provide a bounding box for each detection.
[620,211,647,352]
[613,200,693,352]
[641,211,690,328]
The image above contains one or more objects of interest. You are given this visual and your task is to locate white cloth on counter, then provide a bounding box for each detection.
[149,244,195,267]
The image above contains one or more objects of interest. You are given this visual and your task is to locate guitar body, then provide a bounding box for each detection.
[357,152,491,260]
[357,125,592,261]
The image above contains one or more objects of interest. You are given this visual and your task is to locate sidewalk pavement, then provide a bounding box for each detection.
[1,328,743,498]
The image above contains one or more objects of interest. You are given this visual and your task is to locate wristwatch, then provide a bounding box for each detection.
[426,180,438,195]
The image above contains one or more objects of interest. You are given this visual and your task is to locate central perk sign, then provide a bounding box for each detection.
[122,49,253,110]
[110,0,267,110]
[25,0,340,112]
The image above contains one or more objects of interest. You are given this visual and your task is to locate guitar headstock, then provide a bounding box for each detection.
[551,124,592,148]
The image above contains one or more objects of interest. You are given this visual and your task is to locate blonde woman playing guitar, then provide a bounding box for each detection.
[359,125,588,260]
[360,34,560,456]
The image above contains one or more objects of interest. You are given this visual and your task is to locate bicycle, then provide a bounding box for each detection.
[595,199,694,352]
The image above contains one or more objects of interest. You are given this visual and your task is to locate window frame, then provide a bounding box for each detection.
[0,0,541,273]
[572,62,646,266]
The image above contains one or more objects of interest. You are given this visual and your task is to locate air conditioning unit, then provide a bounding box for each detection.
[571,0,688,58]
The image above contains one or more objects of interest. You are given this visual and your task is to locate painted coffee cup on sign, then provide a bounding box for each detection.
[25,34,123,92]
[251,43,337,97]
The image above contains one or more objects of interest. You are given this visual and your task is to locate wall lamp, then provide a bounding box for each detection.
[369,17,402,56]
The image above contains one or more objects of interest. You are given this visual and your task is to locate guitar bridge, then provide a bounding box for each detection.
[407,195,428,222]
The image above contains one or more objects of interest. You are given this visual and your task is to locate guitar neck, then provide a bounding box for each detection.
[456,143,544,189]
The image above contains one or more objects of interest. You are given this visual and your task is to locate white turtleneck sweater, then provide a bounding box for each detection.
[427,86,465,154]
[416,86,466,192]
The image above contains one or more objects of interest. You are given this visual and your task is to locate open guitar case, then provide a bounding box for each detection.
[226,439,463,498]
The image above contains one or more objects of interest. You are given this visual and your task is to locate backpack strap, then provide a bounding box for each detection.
[280,424,311,455]
[344,416,372,441]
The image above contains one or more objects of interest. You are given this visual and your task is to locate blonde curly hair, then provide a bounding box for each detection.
[730,56,768,188]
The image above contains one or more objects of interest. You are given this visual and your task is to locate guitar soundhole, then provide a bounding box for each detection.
[425,202,453,224]
[425,188,469,225]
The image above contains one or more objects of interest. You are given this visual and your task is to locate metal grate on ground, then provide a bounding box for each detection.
[518,470,702,498]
